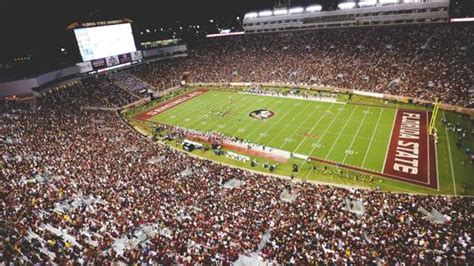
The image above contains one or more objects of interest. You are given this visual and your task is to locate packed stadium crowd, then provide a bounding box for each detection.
[110,73,151,98]
[1,75,473,264]
[133,23,473,107]
[44,78,142,109]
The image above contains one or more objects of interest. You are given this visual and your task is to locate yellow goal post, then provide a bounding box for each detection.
[429,98,440,136]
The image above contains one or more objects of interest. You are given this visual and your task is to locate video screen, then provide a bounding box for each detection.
[74,23,137,62]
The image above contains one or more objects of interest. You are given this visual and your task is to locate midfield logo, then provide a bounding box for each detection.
[249,109,275,120]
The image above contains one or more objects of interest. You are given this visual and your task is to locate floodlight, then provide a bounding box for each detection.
[259,10,273,17]
[273,9,288,15]
[338,2,356,9]
[359,0,377,7]
[380,0,399,4]
[289,7,304,14]
[244,12,258,19]
[450,17,474,22]
[306,5,322,12]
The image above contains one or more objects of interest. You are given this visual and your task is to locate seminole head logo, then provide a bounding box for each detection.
[249,109,275,120]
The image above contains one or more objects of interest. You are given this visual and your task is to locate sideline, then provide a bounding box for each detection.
[443,112,457,196]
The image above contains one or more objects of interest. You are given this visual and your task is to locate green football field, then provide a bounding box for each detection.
[150,90,395,172]
[130,88,474,196]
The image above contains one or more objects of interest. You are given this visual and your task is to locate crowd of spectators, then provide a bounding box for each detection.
[111,73,151,98]
[44,78,142,108]
[1,74,473,264]
[132,61,184,91]
[133,23,473,107]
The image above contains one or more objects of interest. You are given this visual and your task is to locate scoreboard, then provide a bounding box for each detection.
[74,23,137,63]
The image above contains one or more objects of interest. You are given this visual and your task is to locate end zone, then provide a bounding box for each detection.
[135,88,209,120]
[382,109,438,189]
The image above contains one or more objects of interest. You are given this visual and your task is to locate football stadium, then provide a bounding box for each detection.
[1,0,473,264]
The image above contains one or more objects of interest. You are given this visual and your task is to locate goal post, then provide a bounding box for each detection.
[429,98,440,136]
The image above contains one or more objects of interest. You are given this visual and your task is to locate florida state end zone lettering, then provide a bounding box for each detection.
[383,109,438,189]
[135,88,209,120]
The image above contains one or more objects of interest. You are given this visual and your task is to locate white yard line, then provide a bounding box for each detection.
[342,107,370,163]
[198,95,266,131]
[291,103,337,153]
[361,108,384,168]
[264,102,317,145]
[225,97,290,138]
[382,109,398,171]
[297,105,347,169]
[250,101,311,143]
[160,91,225,127]
[443,112,457,196]
[324,106,359,160]
[174,92,260,132]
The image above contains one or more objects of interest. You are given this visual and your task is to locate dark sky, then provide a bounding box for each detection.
[0,0,339,62]
[0,0,472,63]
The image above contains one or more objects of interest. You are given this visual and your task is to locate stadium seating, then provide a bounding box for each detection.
[1,76,472,264]
[133,23,473,107]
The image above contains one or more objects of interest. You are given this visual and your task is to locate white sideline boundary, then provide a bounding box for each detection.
[443,112,457,196]
[382,109,398,172]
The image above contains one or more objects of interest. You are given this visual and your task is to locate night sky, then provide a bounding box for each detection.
[0,0,336,62]
[0,0,472,64]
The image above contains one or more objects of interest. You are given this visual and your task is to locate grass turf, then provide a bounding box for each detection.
[134,88,473,196]
[151,90,394,171]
